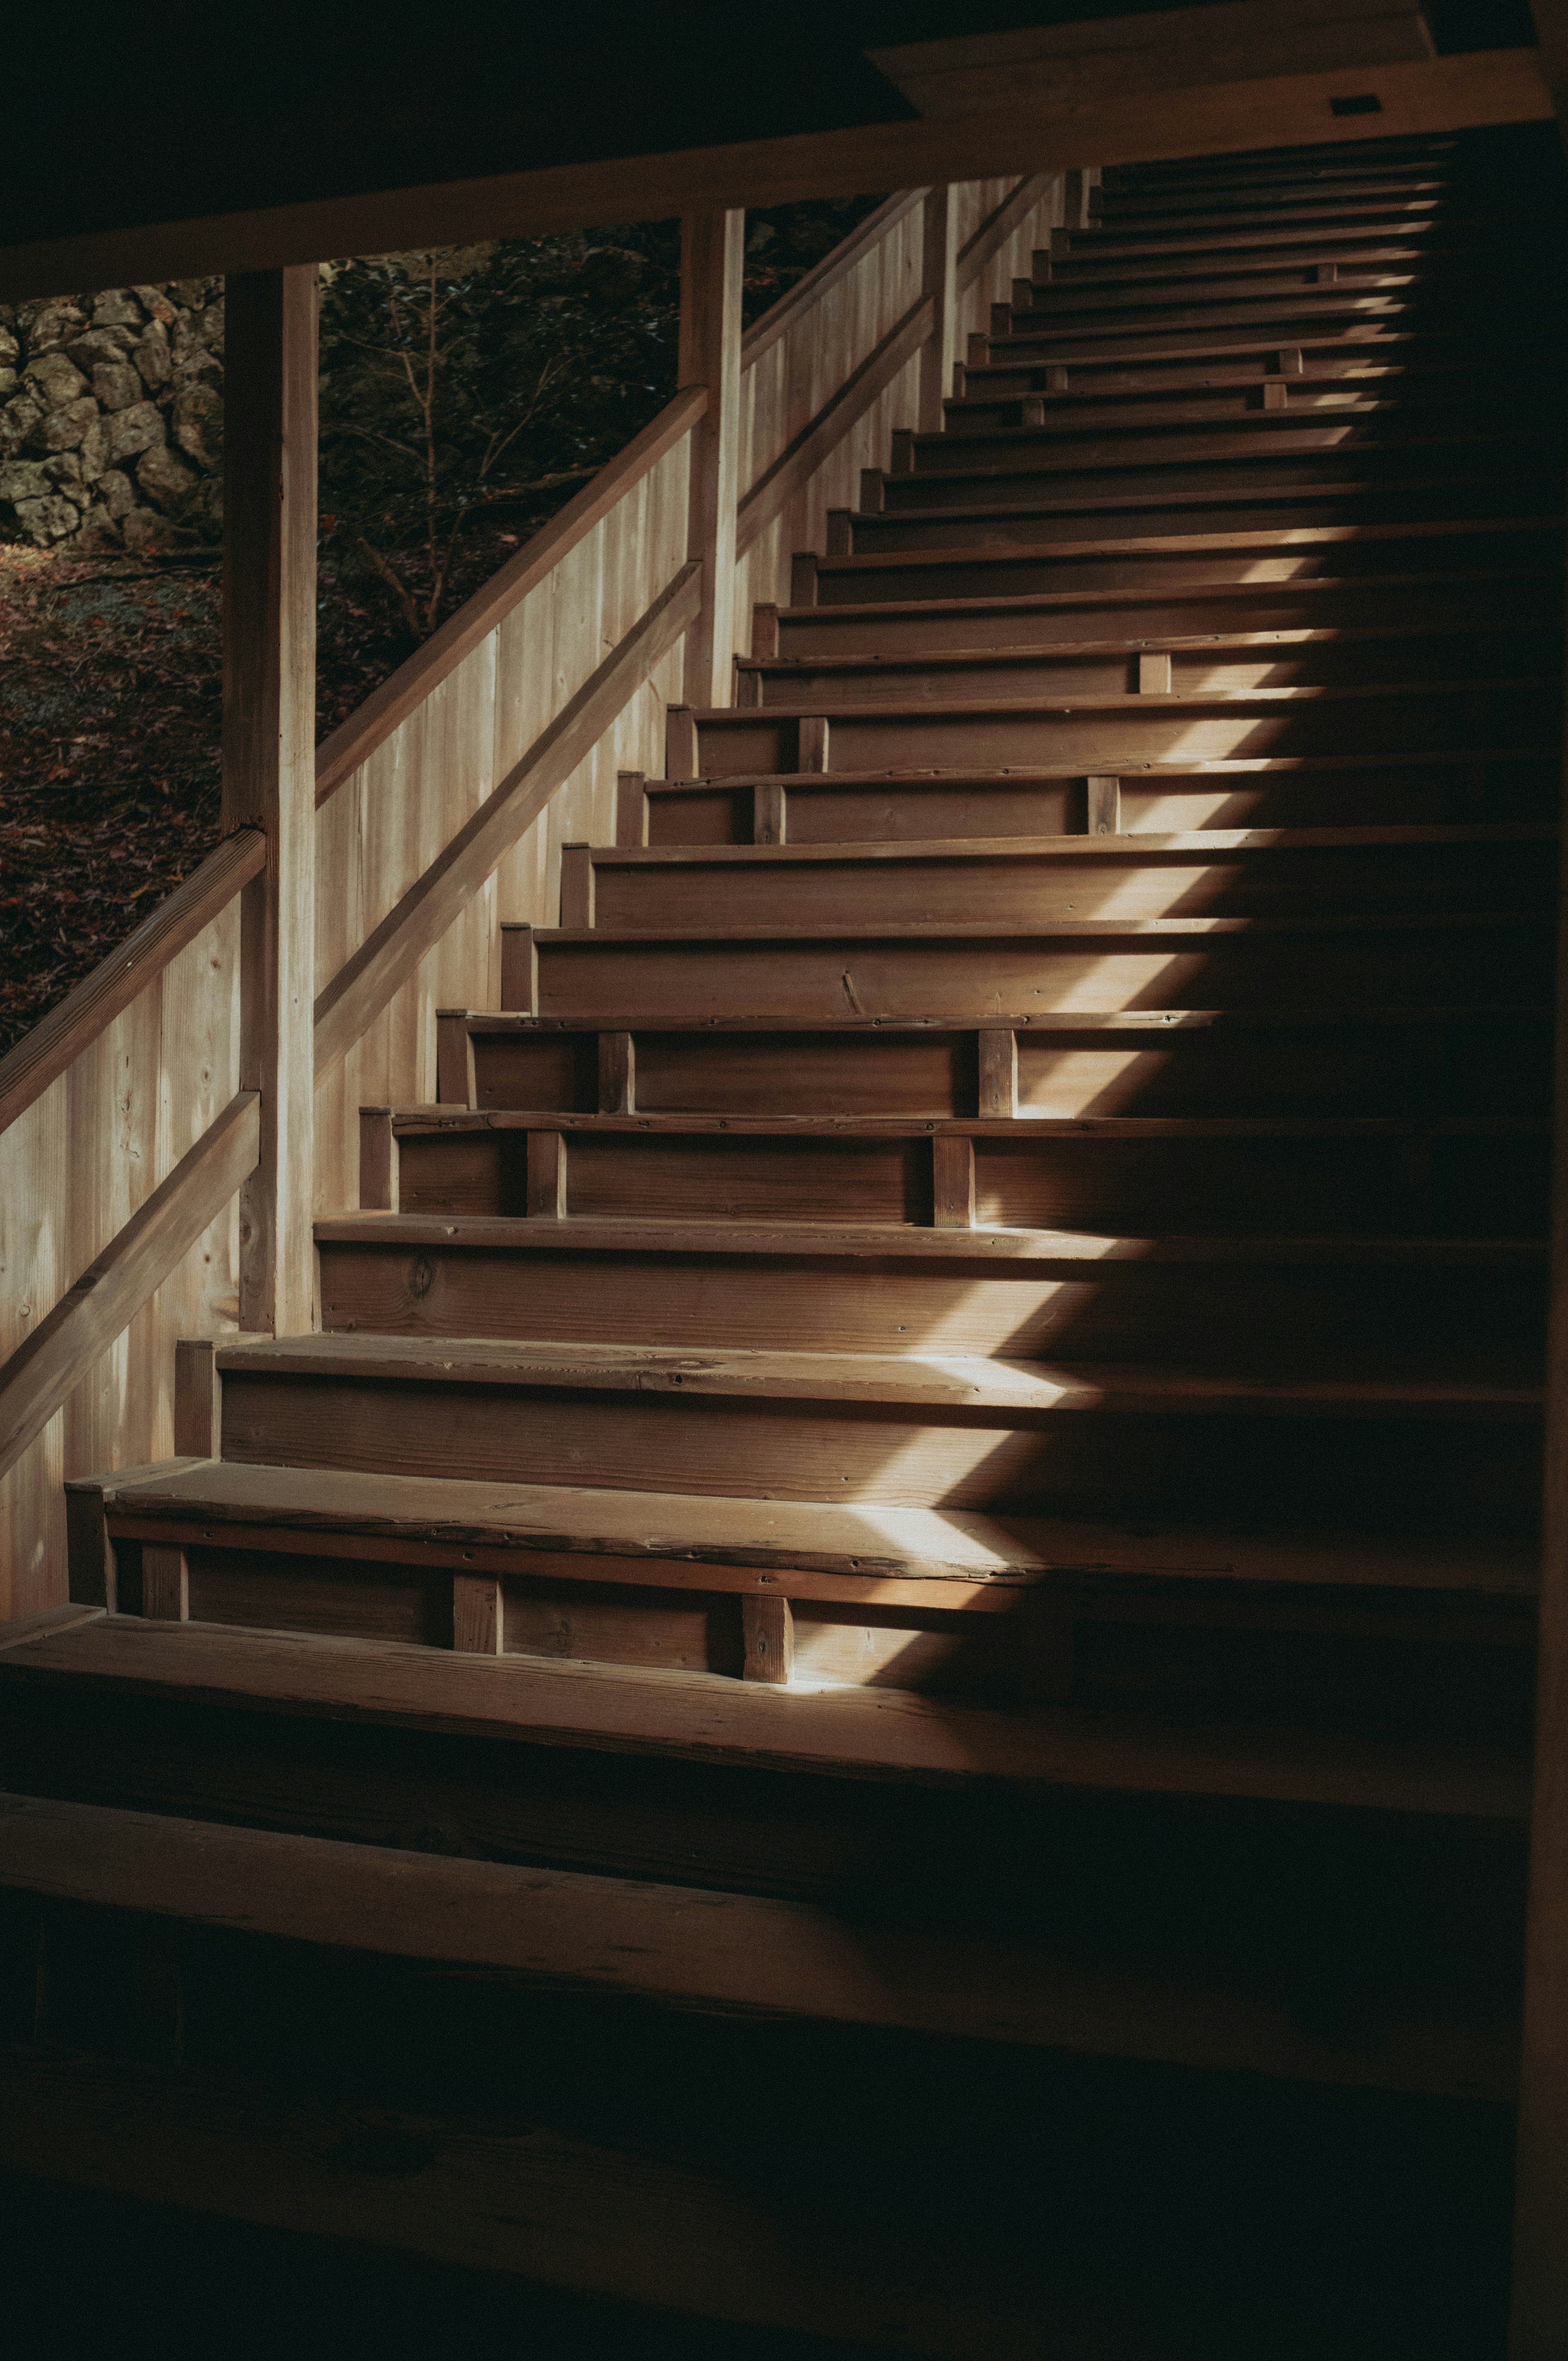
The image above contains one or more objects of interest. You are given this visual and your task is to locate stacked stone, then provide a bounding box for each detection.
[0,281,224,552]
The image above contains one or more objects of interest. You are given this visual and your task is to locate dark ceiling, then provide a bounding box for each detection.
[3,0,1540,252]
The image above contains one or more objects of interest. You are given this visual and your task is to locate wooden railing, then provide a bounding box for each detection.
[0,172,1063,1613]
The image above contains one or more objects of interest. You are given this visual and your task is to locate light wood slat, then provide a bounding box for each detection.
[740,191,926,368]
[312,562,702,1082]
[679,209,744,706]
[313,390,706,806]
[735,296,933,555]
[0,828,263,1141]
[0,1789,1516,2095]
[0,1093,259,1483]
[0,1618,1532,1818]
[955,176,1056,291]
[0,53,1546,307]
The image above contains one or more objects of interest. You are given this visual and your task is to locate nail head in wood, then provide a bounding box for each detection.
[742,1593,793,1684]
[932,1134,976,1230]
[1085,776,1121,835]
[453,1574,504,1655]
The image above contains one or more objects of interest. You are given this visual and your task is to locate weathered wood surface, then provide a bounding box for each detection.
[0,49,1547,305]
[0,1616,1532,1818]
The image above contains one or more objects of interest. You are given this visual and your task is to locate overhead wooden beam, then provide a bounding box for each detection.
[222,269,317,1339]
[312,561,702,1082]
[1529,1,1568,149]
[679,210,745,709]
[0,50,1546,307]
[0,1093,259,1485]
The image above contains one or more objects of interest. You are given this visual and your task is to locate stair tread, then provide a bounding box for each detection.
[571,825,1558,861]
[747,629,1551,673]
[0,1615,1529,1820]
[449,1003,1551,1034]
[318,1211,1546,1252]
[843,480,1561,531]
[810,514,1566,573]
[385,1110,1550,1147]
[530,911,1545,942]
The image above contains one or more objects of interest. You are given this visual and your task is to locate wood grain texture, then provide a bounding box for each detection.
[679,210,745,706]
[223,268,317,1339]
[0,1093,258,1487]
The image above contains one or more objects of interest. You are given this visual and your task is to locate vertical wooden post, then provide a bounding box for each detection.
[1510,605,1568,2353]
[679,209,745,712]
[918,184,959,434]
[223,267,318,1338]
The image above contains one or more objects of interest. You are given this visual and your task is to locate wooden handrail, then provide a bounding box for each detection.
[739,191,925,370]
[0,1089,260,1483]
[736,294,933,555]
[0,826,265,1143]
[313,560,704,1080]
[314,385,708,808]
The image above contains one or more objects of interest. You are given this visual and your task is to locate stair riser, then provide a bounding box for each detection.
[529,932,1555,1026]
[845,486,1564,555]
[588,849,1552,935]
[809,528,1563,605]
[1030,265,1481,316]
[462,1018,1552,1126]
[944,380,1543,431]
[746,637,1562,706]
[878,451,1558,515]
[688,690,1558,777]
[651,764,1559,845]
[319,1236,1548,1363]
[991,307,1550,366]
[772,582,1559,659]
[964,347,1524,399]
[218,1374,1542,1517]
[390,1130,1549,1245]
[909,415,1563,475]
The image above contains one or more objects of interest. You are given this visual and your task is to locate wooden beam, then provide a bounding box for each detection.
[0,828,263,1142]
[223,269,317,1339]
[918,185,958,435]
[735,296,931,556]
[0,51,1544,306]
[679,210,744,709]
[1530,1,1568,151]
[312,561,702,1082]
[314,390,706,807]
[0,1793,1520,2096]
[0,1092,259,1484]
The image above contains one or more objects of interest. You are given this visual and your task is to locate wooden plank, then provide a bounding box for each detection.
[932,1134,976,1228]
[735,296,933,555]
[0,1094,259,1485]
[453,1573,503,1655]
[223,269,317,1339]
[141,1546,189,1623]
[0,1603,105,1653]
[312,563,702,1081]
[0,1616,1533,1817]
[597,1033,636,1115]
[740,191,925,369]
[1085,775,1122,833]
[956,177,1057,295]
[0,830,263,1143]
[0,56,1547,312]
[526,1132,567,1220]
[173,1338,223,1459]
[313,392,706,806]
[680,209,744,710]
[558,844,595,929]
[919,185,959,434]
[615,769,648,848]
[978,1029,1019,1116]
[741,1594,794,1684]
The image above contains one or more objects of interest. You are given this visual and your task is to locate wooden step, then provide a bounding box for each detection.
[944,363,1559,433]
[799,518,1564,608]
[840,479,1564,557]
[963,329,1549,401]
[555,829,1556,932]
[871,437,1558,516]
[739,625,1562,708]
[679,680,1559,777]
[768,570,1561,662]
[906,411,1564,480]
[375,1109,1549,1243]
[437,1003,1552,1127]
[991,293,1543,363]
[1020,263,1485,326]
[1042,236,1480,290]
[0,1610,1532,1822]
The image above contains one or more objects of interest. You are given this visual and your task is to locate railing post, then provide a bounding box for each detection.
[918,184,958,434]
[222,267,318,1336]
[679,210,745,712]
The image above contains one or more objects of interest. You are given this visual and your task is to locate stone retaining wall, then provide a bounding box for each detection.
[0,280,224,552]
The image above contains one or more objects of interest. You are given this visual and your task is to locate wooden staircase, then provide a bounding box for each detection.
[6,127,1563,2352]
